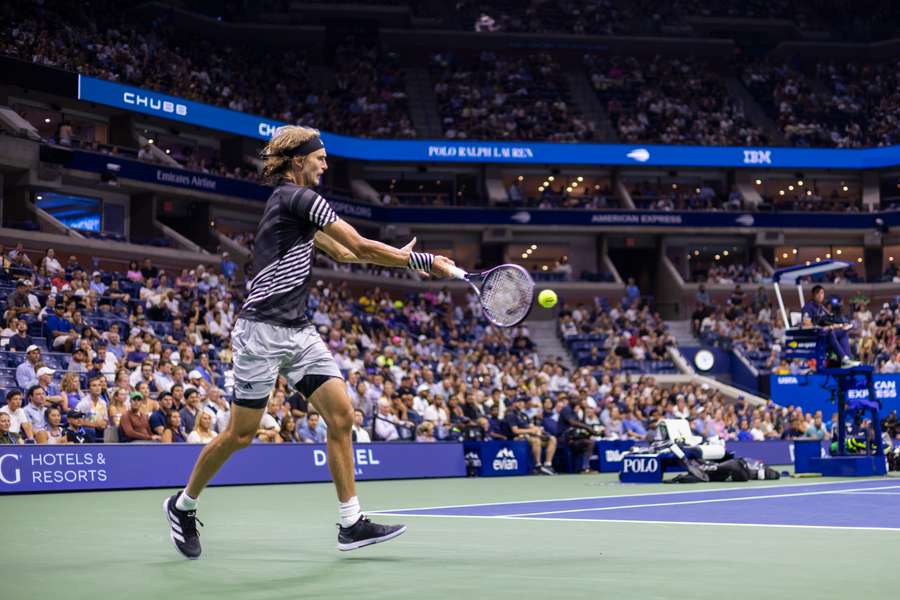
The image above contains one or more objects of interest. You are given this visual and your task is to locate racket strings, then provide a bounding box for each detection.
[481,267,534,327]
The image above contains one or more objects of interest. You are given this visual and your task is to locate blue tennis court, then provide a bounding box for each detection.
[375,479,900,530]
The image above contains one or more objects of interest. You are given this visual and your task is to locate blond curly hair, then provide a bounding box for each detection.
[261,125,321,180]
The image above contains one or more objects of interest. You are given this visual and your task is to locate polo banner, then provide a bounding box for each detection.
[0,442,466,494]
[463,440,531,476]
[77,75,900,168]
[601,439,802,473]
[770,374,900,417]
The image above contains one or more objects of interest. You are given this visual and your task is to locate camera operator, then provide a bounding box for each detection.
[558,393,599,474]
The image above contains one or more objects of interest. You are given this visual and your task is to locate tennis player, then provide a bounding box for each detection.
[164,125,456,558]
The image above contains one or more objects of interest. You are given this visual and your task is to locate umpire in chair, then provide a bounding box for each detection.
[801,285,860,368]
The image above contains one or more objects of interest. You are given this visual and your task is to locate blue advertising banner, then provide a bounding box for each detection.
[62,150,271,200]
[463,440,531,476]
[49,149,900,231]
[77,75,900,168]
[0,442,466,494]
[770,373,900,417]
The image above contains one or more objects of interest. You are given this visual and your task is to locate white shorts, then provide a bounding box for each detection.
[231,318,343,403]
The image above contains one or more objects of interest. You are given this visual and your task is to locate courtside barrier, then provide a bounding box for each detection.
[0,442,466,494]
[596,439,816,472]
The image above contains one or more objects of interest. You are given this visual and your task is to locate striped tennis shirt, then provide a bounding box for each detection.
[238,182,338,327]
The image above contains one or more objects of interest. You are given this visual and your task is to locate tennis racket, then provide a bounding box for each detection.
[448,264,535,327]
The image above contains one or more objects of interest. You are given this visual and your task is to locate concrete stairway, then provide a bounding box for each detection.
[666,319,697,346]
[404,67,443,138]
[526,319,575,370]
[724,76,785,145]
[565,70,618,142]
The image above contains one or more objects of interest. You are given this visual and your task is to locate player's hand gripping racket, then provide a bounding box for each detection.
[448,264,535,327]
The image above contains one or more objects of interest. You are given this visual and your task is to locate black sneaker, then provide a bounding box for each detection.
[163,494,203,559]
[337,515,407,551]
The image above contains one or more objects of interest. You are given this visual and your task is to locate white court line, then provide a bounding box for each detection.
[371,477,894,514]
[837,491,900,496]
[371,512,900,532]
[500,485,900,518]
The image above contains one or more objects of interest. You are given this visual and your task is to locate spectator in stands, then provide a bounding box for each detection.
[805,412,828,439]
[1,390,33,442]
[40,248,64,278]
[23,384,49,442]
[75,376,109,438]
[179,388,202,433]
[150,393,176,436]
[0,412,23,444]
[120,392,158,442]
[7,318,32,352]
[15,344,41,389]
[256,394,282,443]
[187,411,217,444]
[373,397,400,441]
[6,280,36,323]
[278,414,301,443]
[351,409,371,443]
[62,409,92,443]
[37,366,65,411]
[46,302,76,352]
[8,244,33,270]
[43,406,67,444]
[161,411,187,443]
[298,412,327,444]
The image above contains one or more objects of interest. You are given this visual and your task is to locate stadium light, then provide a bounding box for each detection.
[826,253,832,259]
[148,139,155,144]
[755,179,762,185]
[779,190,785,196]
[843,185,849,192]
[807,190,813,196]
[548,176,555,182]
[521,253,528,259]
[714,254,721,260]
[531,245,537,250]
[798,180,804,186]
[782,253,788,259]
[788,185,794,191]
[792,248,798,254]
[44,117,51,123]
[806,261,811,266]
[577,176,583,182]
[891,257,895,262]
[693,250,699,256]
[517,175,523,181]
[541,265,548,271]
[723,250,729,256]
[836,249,842,255]
[672,184,678,189]
[538,186,544,192]
[857,258,863,263]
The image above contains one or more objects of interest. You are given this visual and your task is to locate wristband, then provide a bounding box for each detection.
[408,252,434,273]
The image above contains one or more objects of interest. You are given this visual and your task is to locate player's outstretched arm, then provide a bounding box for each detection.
[323,219,457,277]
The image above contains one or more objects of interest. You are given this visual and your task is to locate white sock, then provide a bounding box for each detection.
[176,490,198,512]
[339,496,362,528]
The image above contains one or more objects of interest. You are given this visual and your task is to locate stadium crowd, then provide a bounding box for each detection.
[431,51,596,142]
[0,239,890,472]
[0,1,415,140]
[585,54,767,147]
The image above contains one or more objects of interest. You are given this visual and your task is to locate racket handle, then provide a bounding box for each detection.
[448,266,467,280]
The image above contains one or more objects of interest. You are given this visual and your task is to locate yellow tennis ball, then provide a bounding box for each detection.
[538,289,558,308]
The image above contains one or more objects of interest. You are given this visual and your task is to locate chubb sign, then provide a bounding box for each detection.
[123,92,187,116]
